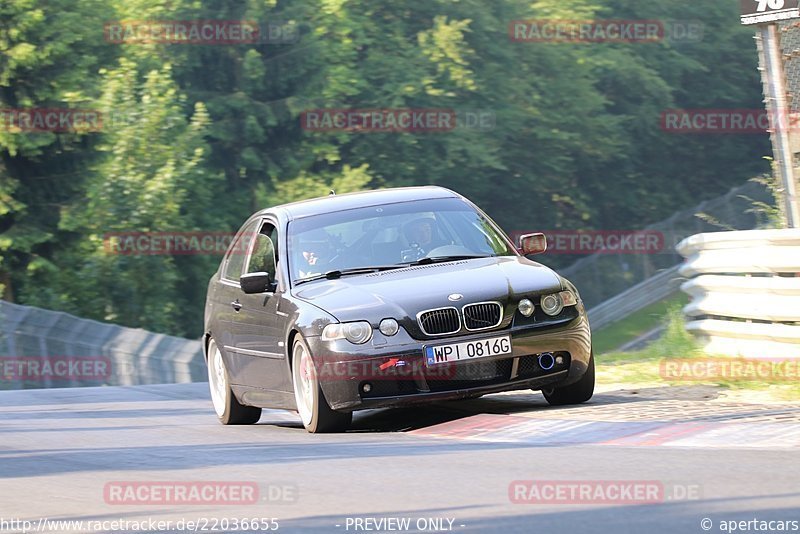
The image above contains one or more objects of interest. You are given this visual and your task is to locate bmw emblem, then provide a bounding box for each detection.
[448,293,464,302]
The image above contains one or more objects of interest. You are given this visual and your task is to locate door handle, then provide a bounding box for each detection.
[231,299,242,312]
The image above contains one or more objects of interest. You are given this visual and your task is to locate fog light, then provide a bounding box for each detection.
[518,298,534,317]
[362,383,372,393]
[379,318,400,336]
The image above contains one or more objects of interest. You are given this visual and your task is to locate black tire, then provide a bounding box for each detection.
[222,389,263,425]
[291,336,352,433]
[542,352,595,406]
[207,338,262,425]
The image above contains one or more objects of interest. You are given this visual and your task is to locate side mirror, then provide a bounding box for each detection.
[519,233,547,255]
[240,272,273,294]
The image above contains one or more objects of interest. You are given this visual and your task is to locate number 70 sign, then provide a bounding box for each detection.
[741,0,800,24]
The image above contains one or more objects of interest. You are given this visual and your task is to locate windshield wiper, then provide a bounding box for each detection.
[406,254,493,266]
[295,265,405,285]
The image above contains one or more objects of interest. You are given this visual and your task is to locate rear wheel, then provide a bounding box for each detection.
[292,336,352,433]
[542,352,595,406]
[207,338,262,425]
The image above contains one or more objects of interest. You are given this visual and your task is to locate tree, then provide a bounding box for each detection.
[0,0,118,301]
[28,59,222,335]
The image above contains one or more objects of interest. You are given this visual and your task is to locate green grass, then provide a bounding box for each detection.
[598,306,700,364]
[596,308,800,401]
[597,307,710,387]
[592,292,689,355]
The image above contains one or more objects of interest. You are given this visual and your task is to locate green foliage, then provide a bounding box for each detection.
[20,59,223,335]
[255,163,372,206]
[601,305,700,365]
[747,160,788,228]
[0,0,777,337]
[592,292,689,354]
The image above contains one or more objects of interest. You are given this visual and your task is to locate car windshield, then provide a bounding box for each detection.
[289,197,516,284]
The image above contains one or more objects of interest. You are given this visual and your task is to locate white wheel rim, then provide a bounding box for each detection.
[292,342,316,426]
[207,341,228,417]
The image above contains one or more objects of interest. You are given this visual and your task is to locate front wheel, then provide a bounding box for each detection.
[542,352,595,406]
[292,336,352,433]
[207,338,262,425]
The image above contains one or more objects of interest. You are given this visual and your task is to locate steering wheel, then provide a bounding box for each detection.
[321,248,341,269]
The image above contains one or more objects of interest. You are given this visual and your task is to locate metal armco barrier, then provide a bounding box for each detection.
[587,265,683,332]
[559,179,772,311]
[0,300,206,389]
[677,229,800,358]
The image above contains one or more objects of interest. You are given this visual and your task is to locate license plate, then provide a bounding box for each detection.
[424,335,512,366]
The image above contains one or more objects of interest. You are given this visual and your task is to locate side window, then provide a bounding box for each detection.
[223,220,259,281]
[246,222,278,280]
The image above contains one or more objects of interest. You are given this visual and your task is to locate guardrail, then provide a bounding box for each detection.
[559,179,772,310]
[0,300,205,389]
[676,229,800,358]
[562,180,772,337]
[587,264,683,331]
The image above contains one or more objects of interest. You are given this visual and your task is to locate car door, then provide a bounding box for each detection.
[230,218,288,392]
[215,218,260,379]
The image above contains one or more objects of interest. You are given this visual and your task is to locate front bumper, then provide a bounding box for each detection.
[307,312,591,411]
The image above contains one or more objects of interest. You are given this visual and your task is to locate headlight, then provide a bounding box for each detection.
[322,321,373,344]
[379,318,399,336]
[518,298,535,317]
[540,294,563,316]
[540,291,577,316]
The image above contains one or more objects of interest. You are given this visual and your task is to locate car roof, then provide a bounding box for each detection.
[259,186,463,221]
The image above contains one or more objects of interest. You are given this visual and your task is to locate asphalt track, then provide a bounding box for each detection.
[2,383,800,534]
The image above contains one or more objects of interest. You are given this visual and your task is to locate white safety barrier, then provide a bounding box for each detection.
[677,229,800,358]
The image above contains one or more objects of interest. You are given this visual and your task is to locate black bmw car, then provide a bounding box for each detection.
[204,186,593,433]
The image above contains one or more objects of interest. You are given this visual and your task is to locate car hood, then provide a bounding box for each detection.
[292,256,563,335]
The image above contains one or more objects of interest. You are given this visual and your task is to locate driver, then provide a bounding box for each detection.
[403,216,447,255]
[296,230,334,279]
